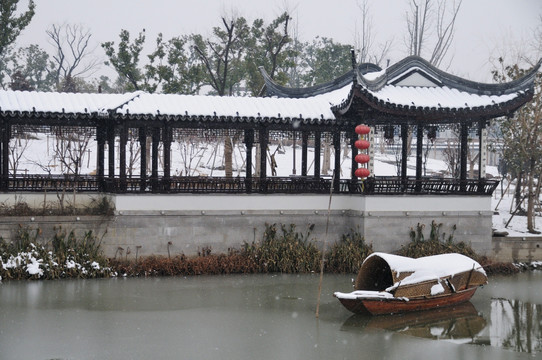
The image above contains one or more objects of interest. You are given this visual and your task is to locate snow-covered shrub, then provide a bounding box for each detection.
[0,227,111,280]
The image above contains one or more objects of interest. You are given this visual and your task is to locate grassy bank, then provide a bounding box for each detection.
[0,222,523,281]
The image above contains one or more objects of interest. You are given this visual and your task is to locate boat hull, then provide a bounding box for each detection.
[335,287,478,315]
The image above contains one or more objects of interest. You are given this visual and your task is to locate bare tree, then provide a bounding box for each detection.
[177,136,206,176]
[355,0,392,66]
[8,130,30,178]
[47,23,100,91]
[442,127,460,178]
[126,131,141,178]
[405,0,462,67]
[52,126,92,176]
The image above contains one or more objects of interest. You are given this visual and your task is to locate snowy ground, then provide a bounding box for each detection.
[11,134,540,236]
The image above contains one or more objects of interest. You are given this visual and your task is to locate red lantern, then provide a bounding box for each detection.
[355,168,371,178]
[355,154,370,164]
[355,139,370,150]
[355,124,371,135]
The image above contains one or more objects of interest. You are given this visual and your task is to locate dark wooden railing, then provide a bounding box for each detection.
[5,174,499,196]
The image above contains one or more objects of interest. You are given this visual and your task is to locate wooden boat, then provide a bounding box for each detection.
[334,252,487,315]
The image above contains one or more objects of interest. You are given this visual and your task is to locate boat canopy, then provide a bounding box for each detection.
[355,252,487,292]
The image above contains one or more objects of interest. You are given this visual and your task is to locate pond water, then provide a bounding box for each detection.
[0,271,541,360]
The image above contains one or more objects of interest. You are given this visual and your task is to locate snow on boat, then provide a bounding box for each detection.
[334,252,487,315]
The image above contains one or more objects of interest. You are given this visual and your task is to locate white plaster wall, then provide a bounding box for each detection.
[113,194,363,212]
[362,195,490,213]
[112,194,490,213]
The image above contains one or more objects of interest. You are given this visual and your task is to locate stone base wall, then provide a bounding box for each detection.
[492,237,542,263]
[0,193,501,259]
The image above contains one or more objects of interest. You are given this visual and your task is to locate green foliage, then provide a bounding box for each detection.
[325,228,372,273]
[243,223,321,273]
[103,29,206,94]
[0,0,36,87]
[0,0,35,57]
[102,29,147,92]
[491,58,542,232]
[146,33,204,94]
[397,221,478,260]
[491,59,542,181]
[192,16,250,96]
[300,37,352,86]
[244,12,295,95]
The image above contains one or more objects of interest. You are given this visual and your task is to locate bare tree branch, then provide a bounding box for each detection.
[47,23,100,90]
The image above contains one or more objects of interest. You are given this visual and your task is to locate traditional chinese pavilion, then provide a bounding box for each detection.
[0,55,538,257]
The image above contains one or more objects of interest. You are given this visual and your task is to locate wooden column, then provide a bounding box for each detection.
[107,123,115,180]
[119,124,127,192]
[460,122,469,192]
[333,130,341,191]
[96,124,106,192]
[401,124,408,189]
[415,124,423,192]
[301,131,308,177]
[0,120,10,191]
[259,127,268,193]
[478,120,487,180]
[244,129,254,193]
[292,131,297,175]
[350,132,357,180]
[314,130,321,178]
[163,125,172,192]
[151,127,160,192]
[139,127,147,192]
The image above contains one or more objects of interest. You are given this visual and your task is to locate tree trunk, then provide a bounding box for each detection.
[514,171,524,213]
[527,158,538,233]
[224,136,233,178]
[255,146,260,177]
[322,140,330,175]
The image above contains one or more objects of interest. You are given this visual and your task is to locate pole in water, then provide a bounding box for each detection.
[316,171,335,318]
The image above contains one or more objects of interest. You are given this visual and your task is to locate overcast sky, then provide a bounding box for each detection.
[15,0,542,83]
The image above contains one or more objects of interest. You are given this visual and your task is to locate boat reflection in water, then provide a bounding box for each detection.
[341,301,486,342]
[341,297,542,355]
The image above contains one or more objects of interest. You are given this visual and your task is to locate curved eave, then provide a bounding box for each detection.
[357,55,542,96]
[260,63,381,99]
[118,113,340,127]
[333,86,534,121]
[0,109,342,127]
[0,110,97,121]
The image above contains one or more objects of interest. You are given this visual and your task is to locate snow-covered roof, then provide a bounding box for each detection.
[333,56,540,120]
[0,86,349,125]
[0,56,537,126]
[365,85,521,109]
[263,55,539,121]
[365,252,486,287]
[0,89,143,115]
[115,86,350,120]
